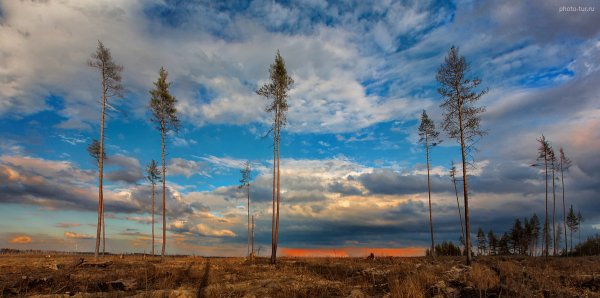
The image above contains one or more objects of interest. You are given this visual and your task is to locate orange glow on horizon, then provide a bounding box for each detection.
[280,246,425,257]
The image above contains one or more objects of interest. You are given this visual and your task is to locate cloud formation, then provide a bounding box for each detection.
[0,0,598,255]
[8,235,33,244]
[64,232,94,240]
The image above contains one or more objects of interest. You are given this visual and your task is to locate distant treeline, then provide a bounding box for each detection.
[427,210,597,257]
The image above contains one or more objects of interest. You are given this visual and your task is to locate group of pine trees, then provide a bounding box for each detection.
[87,41,179,260]
[86,41,291,263]
[420,47,590,262]
[432,208,585,257]
[420,46,487,264]
[535,135,575,257]
[474,208,584,256]
[85,40,588,264]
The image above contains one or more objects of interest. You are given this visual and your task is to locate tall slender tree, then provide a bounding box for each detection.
[88,41,124,260]
[559,147,571,253]
[548,146,557,255]
[449,161,465,245]
[146,159,161,256]
[239,161,252,258]
[149,67,180,258]
[256,50,293,264]
[437,46,487,265]
[536,135,551,257]
[418,110,441,257]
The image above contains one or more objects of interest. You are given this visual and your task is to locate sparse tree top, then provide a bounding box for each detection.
[239,161,252,188]
[536,135,551,161]
[449,160,457,179]
[418,110,441,148]
[548,146,557,164]
[146,159,161,185]
[87,139,106,166]
[149,67,180,133]
[560,147,572,170]
[88,40,124,99]
[256,50,294,129]
[437,46,487,145]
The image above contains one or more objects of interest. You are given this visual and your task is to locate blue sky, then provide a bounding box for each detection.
[0,0,599,256]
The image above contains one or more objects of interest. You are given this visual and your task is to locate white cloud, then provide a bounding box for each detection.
[64,231,94,239]
[168,157,208,178]
[200,155,246,169]
[194,224,236,237]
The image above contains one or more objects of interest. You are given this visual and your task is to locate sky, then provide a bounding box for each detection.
[0,0,599,257]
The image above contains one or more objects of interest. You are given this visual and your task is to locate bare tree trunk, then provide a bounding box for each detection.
[570,227,573,253]
[252,215,255,259]
[102,203,105,256]
[275,125,282,262]
[544,156,549,257]
[94,70,107,260]
[152,182,155,256]
[453,174,465,245]
[561,164,567,254]
[270,119,277,264]
[161,124,166,258]
[458,106,472,265]
[552,164,556,256]
[425,134,435,257]
[247,183,250,258]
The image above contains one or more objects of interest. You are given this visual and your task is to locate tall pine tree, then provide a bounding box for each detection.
[256,50,293,264]
[149,67,180,258]
[437,46,487,265]
[418,110,441,257]
[88,41,123,259]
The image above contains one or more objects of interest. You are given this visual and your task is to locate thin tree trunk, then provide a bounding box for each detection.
[275,125,282,262]
[453,175,465,246]
[252,215,255,259]
[152,182,155,256]
[94,69,107,260]
[552,162,556,256]
[458,105,472,265]
[102,203,105,256]
[270,118,277,264]
[561,163,567,254]
[161,124,166,258]
[425,134,435,257]
[247,182,250,258]
[544,153,549,257]
[570,227,573,253]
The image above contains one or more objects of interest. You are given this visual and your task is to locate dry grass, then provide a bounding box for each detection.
[389,275,424,298]
[0,254,599,297]
[470,263,499,290]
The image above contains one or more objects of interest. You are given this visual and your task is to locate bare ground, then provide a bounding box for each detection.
[1,254,599,297]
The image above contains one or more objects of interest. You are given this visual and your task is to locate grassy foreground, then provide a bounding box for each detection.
[0,254,599,297]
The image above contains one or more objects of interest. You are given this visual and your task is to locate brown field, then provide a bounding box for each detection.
[1,254,599,297]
